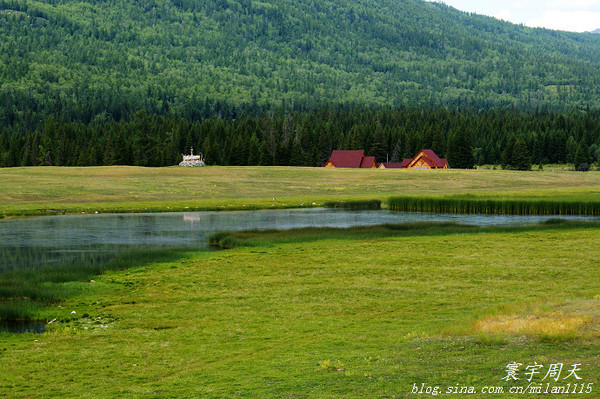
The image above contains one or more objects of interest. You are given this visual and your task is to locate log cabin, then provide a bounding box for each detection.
[405,149,448,169]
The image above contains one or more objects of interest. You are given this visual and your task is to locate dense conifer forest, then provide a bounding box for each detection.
[3,108,599,169]
[2,0,600,168]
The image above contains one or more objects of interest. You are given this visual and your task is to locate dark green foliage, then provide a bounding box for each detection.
[2,0,600,134]
[501,134,516,169]
[577,163,590,172]
[511,138,532,170]
[446,128,474,169]
[574,139,591,171]
[589,143,600,164]
[1,1,600,167]
[502,134,532,170]
[369,122,387,162]
[323,200,382,209]
[2,107,600,167]
[566,136,578,163]
[388,196,600,215]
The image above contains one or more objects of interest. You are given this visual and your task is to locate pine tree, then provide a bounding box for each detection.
[316,128,332,166]
[247,133,260,165]
[511,138,531,171]
[574,139,590,171]
[346,126,361,150]
[390,138,404,163]
[447,129,474,169]
[369,122,387,162]
[258,141,273,166]
[501,134,517,169]
[565,136,578,164]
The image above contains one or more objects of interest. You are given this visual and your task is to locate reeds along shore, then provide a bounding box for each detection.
[323,200,382,209]
[388,196,600,215]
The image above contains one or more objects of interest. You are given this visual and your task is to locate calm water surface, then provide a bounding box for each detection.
[1,208,597,272]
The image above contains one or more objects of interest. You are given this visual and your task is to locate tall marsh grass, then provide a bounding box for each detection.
[388,196,600,215]
[0,248,191,321]
[323,199,382,209]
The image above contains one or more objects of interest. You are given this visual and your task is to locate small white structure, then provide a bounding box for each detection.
[179,147,205,167]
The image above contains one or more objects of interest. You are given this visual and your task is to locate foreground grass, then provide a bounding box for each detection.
[1,225,599,398]
[1,166,600,216]
[0,249,192,321]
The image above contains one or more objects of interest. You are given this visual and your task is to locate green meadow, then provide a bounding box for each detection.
[1,167,600,397]
[1,223,599,398]
[2,166,600,216]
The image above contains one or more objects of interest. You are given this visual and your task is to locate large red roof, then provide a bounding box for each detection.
[326,150,366,168]
[360,156,376,168]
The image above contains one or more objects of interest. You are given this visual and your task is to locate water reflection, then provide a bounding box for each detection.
[0,320,46,334]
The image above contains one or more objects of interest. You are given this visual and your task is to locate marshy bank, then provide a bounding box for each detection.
[389,196,600,215]
[208,219,600,249]
[0,248,193,324]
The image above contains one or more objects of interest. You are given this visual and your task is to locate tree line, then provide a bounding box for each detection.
[2,107,598,170]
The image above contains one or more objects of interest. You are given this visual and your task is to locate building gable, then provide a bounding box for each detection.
[407,149,448,169]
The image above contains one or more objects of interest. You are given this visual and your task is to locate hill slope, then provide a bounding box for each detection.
[2,0,600,130]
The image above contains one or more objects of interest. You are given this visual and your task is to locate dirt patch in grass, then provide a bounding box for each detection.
[472,298,600,342]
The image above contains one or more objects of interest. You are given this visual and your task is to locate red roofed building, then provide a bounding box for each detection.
[406,149,448,169]
[324,149,447,169]
[400,158,413,168]
[360,156,377,168]
[378,162,407,169]
[323,150,377,168]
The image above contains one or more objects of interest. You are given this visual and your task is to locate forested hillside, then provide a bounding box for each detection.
[2,0,600,167]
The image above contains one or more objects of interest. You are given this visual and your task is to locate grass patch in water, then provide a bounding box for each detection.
[209,220,600,249]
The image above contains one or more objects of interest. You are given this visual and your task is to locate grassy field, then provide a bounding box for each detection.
[1,224,599,398]
[2,166,600,397]
[2,166,600,216]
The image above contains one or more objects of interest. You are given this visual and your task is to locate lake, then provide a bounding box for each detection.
[1,208,597,333]
[1,208,597,273]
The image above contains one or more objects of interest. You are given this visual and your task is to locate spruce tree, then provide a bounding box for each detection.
[369,122,387,162]
[258,141,273,166]
[247,133,260,165]
[511,138,531,171]
[565,136,578,163]
[501,134,516,169]
[574,139,590,171]
[447,129,474,169]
